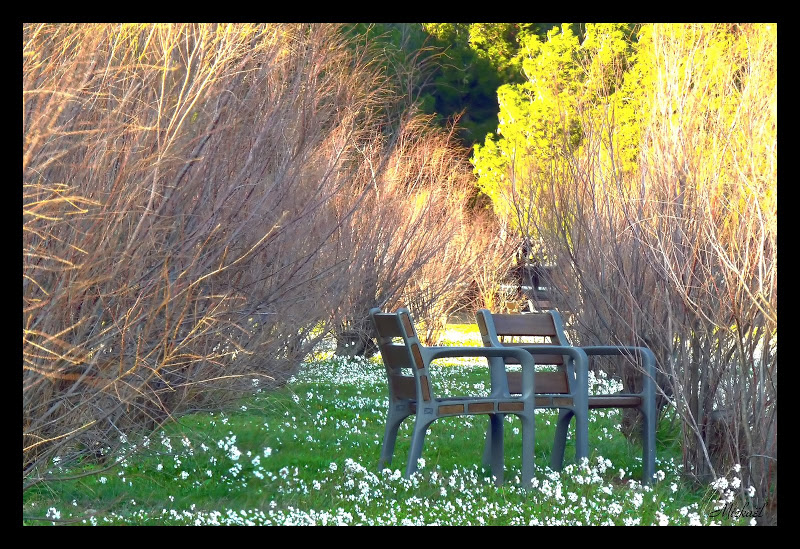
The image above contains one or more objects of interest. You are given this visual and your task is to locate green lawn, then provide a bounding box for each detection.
[22,327,755,525]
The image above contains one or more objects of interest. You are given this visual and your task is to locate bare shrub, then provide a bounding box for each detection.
[331,114,480,350]
[23,23,393,486]
[458,211,519,315]
[498,24,776,521]
[636,24,777,521]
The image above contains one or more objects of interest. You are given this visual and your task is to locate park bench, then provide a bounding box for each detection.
[369,307,537,486]
[476,309,657,484]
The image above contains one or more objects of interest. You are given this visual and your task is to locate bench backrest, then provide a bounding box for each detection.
[476,309,573,395]
[370,307,430,403]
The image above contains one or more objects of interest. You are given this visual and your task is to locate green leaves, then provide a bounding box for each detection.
[472,23,642,233]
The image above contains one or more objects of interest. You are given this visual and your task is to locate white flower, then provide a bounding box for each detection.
[619,468,625,479]
[329,462,338,472]
[417,457,426,469]
[99,476,107,484]
[46,507,61,520]
[670,483,678,493]
[734,464,741,473]
[747,486,756,498]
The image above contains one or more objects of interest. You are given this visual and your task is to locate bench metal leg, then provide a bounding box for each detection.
[519,412,535,488]
[551,408,573,470]
[405,416,434,478]
[378,408,409,471]
[638,348,657,485]
[575,408,589,464]
[551,407,589,469]
[641,404,656,485]
[488,413,505,485]
[484,413,534,487]
[482,413,506,468]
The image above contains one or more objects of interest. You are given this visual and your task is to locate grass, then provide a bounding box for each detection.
[22,325,757,526]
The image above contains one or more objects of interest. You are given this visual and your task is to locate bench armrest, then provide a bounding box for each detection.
[577,346,656,399]
[423,346,536,398]
[510,345,588,370]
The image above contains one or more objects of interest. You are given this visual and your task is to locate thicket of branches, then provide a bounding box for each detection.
[23,23,497,489]
[478,23,776,522]
[331,115,519,353]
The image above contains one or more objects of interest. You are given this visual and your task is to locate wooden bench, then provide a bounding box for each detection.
[476,309,657,483]
[370,307,537,486]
